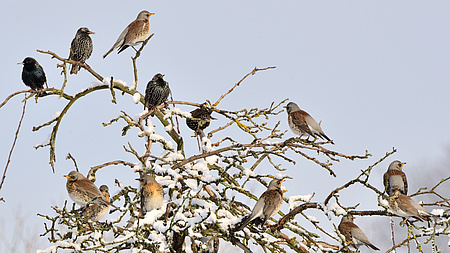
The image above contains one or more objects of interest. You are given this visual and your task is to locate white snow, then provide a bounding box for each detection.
[431,209,444,216]
[102,77,112,85]
[51,111,61,119]
[114,79,127,87]
[132,93,141,104]
[33,134,51,148]
[288,194,314,210]
[90,80,104,88]
[164,124,173,131]
[163,107,191,120]
[130,80,137,90]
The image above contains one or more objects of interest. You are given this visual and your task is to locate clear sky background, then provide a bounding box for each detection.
[1,1,449,252]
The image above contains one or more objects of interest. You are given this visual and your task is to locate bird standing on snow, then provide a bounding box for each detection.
[137,173,164,216]
[103,10,154,58]
[82,185,110,221]
[64,171,110,207]
[285,102,334,144]
[234,179,284,231]
[383,160,408,196]
[144,73,170,116]
[338,214,380,251]
[388,189,434,222]
[19,57,47,91]
[69,27,94,74]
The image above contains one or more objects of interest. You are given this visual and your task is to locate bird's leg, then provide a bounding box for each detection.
[131,46,139,53]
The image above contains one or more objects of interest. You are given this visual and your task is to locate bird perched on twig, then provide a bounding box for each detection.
[137,173,164,216]
[383,160,407,196]
[144,73,171,116]
[69,27,94,74]
[388,189,434,222]
[186,107,215,135]
[103,10,154,58]
[338,214,380,251]
[64,171,110,207]
[234,179,284,231]
[285,102,334,144]
[81,185,110,221]
[18,57,47,91]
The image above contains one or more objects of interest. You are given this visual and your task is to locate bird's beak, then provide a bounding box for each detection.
[150,13,155,16]
[283,106,287,109]
[17,62,23,65]
[135,178,141,181]
[88,31,95,34]
[280,179,285,183]
[401,162,406,167]
[64,175,70,179]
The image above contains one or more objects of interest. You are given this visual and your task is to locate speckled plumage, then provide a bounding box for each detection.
[235,179,284,231]
[338,214,380,251]
[186,107,214,132]
[69,27,94,74]
[82,185,110,221]
[383,160,408,196]
[20,57,47,91]
[137,173,164,216]
[65,171,110,207]
[103,10,154,58]
[389,189,433,221]
[144,73,170,116]
[286,102,334,144]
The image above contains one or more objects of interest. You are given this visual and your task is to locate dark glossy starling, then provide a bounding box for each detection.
[19,57,47,91]
[69,27,94,74]
[144,73,170,116]
[103,10,154,58]
[186,107,214,132]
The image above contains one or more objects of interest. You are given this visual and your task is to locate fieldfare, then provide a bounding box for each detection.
[137,173,164,216]
[338,214,380,251]
[65,171,110,207]
[383,160,408,196]
[388,189,434,221]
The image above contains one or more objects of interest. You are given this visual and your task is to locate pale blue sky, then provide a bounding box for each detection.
[1,1,449,252]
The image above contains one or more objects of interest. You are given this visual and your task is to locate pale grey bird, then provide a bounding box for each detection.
[285,102,334,144]
[137,173,164,216]
[338,214,380,251]
[388,189,434,221]
[103,10,154,58]
[383,160,408,196]
[64,171,110,207]
[234,179,284,231]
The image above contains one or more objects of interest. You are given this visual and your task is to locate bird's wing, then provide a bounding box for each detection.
[76,179,109,205]
[103,26,129,58]
[291,111,314,135]
[338,222,353,242]
[397,195,424,220]
[261,190,282,221]
[383,171,390,193]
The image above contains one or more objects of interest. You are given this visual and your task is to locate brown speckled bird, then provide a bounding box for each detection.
[69,27,94,74]
[235,179,284,231]
[388,189,434,221]
[338,214,380,251]
[286,102,334,144]
[383,160,407,196]
[103,10,154,58]
[137,173,164,216]
[65,171,110,207]
[81,185,110,221]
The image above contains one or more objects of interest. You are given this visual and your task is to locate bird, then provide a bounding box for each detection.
[137,173,164,216]
[144,73,171,116]
[234,179,284,231]
[103,10,154,58]
[388,189,434,222]
[383,160,408,196]
[81,185,110,221]
[285,102,334,144]
[186,107,215,133]
[64,171,110,207]
[68,27,94,74]
[18,57,47,91]
[338,214,380,251]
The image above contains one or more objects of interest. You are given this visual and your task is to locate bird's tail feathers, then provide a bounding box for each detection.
[367,243,380,251]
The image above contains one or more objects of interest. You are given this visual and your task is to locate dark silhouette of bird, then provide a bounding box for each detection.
[19,57,47,91]
[286,102,334,144]
[383,160,408,196]
[69,27,94,74]
[186,107,215,133]
[103,10,154,58]
[338,214,380,251]
[144,73,170,116]
[235,179,284,231]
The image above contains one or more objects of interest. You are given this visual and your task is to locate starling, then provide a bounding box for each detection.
[19,57,47,91]
[144,73,170,116]
[234,179,284,231]
[286,102,334,144]
[186,107,214,132]
[103,10,154,58]
[383,160,408,196]
[69,27,94,74]
[338,214,380,251]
